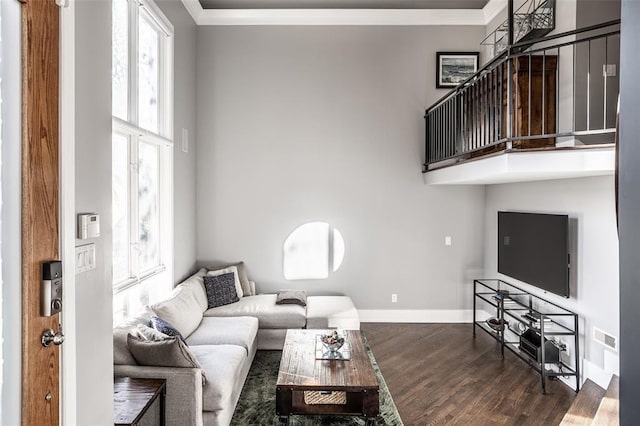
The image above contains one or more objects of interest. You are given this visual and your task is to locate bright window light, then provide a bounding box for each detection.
[283,222,345,280]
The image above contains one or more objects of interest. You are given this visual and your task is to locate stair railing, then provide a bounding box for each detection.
[424,20,620,172]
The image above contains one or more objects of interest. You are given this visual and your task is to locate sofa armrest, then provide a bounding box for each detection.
[114,365,203,426]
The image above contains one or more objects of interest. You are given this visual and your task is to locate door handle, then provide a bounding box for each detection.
[41,328,64,347]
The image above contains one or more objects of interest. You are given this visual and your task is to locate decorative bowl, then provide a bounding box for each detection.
[486,317,509,331]
[321,331,345,352]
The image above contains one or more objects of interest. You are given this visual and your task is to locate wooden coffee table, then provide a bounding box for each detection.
[276,329,380,425]
[114,377,166,426]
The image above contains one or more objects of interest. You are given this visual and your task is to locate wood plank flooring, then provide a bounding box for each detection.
[361,323,577,425]
[591,375,619,425]
[560,379,606,425]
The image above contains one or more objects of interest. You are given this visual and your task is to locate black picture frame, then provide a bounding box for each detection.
[436,52,479,89]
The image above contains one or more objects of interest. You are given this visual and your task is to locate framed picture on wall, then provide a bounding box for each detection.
[436,52,479,88]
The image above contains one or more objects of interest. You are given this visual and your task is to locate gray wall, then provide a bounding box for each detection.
[484,176,619,385]
[196,26,486,310]
[73,0,199,422]
[618,0,640,422]
[156,0,199,284]
[75,0,114,423]
[1,1,22,424]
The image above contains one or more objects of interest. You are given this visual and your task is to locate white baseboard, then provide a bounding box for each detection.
[358,309,480,323]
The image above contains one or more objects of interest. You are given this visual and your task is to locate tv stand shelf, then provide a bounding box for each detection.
[473,279,580,394]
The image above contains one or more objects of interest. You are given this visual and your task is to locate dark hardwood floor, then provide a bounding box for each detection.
[361,323,577,426]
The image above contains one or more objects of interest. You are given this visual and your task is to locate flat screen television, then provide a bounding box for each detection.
[498,211,570,298]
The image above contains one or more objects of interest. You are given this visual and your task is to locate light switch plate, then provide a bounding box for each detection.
[182,128,189,153]
[603,64,617,77]
[76,243,96,274]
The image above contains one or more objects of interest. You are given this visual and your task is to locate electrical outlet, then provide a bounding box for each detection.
[445,236,452,246]
[554,338,569,357]
[391,293,398,303]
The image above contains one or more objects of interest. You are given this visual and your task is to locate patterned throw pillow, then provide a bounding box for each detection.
[150,316,187,344]
[203,273,240,309]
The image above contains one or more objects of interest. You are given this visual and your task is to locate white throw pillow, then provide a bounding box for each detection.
[136,323,170,341]
[207,266,243,298]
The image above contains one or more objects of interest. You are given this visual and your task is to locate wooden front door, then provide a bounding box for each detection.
[21,0,62,424]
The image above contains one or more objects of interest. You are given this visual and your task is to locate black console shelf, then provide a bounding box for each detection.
[473,279,580,394]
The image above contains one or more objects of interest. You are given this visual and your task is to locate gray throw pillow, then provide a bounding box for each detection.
[127,334,208,383]
[276,289,307,306]
[203,273,240,309]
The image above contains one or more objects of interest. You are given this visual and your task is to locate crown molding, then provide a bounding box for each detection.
[181,0,507,26]
[182,0,205,23]
[483,0,507,24]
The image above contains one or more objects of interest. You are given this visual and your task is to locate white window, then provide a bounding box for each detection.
[112,0,173,325]
[283,222,345,280]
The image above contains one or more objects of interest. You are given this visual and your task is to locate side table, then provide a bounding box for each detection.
[114,377,166,426]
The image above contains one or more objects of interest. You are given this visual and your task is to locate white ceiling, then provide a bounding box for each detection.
[182,0,505,25]
[198,0,489,9]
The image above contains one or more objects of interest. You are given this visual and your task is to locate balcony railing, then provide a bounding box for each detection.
[424,20,620,172]
[481,0,556,58]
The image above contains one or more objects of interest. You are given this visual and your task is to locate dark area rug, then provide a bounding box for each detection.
[231,335,403,425]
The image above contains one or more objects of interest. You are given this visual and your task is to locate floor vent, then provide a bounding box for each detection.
[593,327,618,351]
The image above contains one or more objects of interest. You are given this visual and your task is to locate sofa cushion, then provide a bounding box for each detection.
[185,316,258,355]
[306,296,360,330]
[151,285,203,338]
[127,334,207,383]
[189,345,247,412]
[203,294,306,329]
[180,268,209,313]
[203,273,240,308]
[114,328,138,365]
[207,266,243,298]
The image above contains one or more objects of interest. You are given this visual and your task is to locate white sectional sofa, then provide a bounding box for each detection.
[113,267,360,426]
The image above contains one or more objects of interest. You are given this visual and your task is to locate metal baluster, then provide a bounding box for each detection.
[529,54,532,137]
[604,35,608,129]
[507,56,513,149]
[587,39,591,131]
[556,46,560,139]
[542,49,546,135]
[571,43,578,133]
[436,107,440,161]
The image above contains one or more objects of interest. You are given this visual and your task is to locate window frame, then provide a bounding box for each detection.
[112,0,174,300]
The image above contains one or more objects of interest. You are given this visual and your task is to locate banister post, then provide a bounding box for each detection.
[424,110,430,172]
